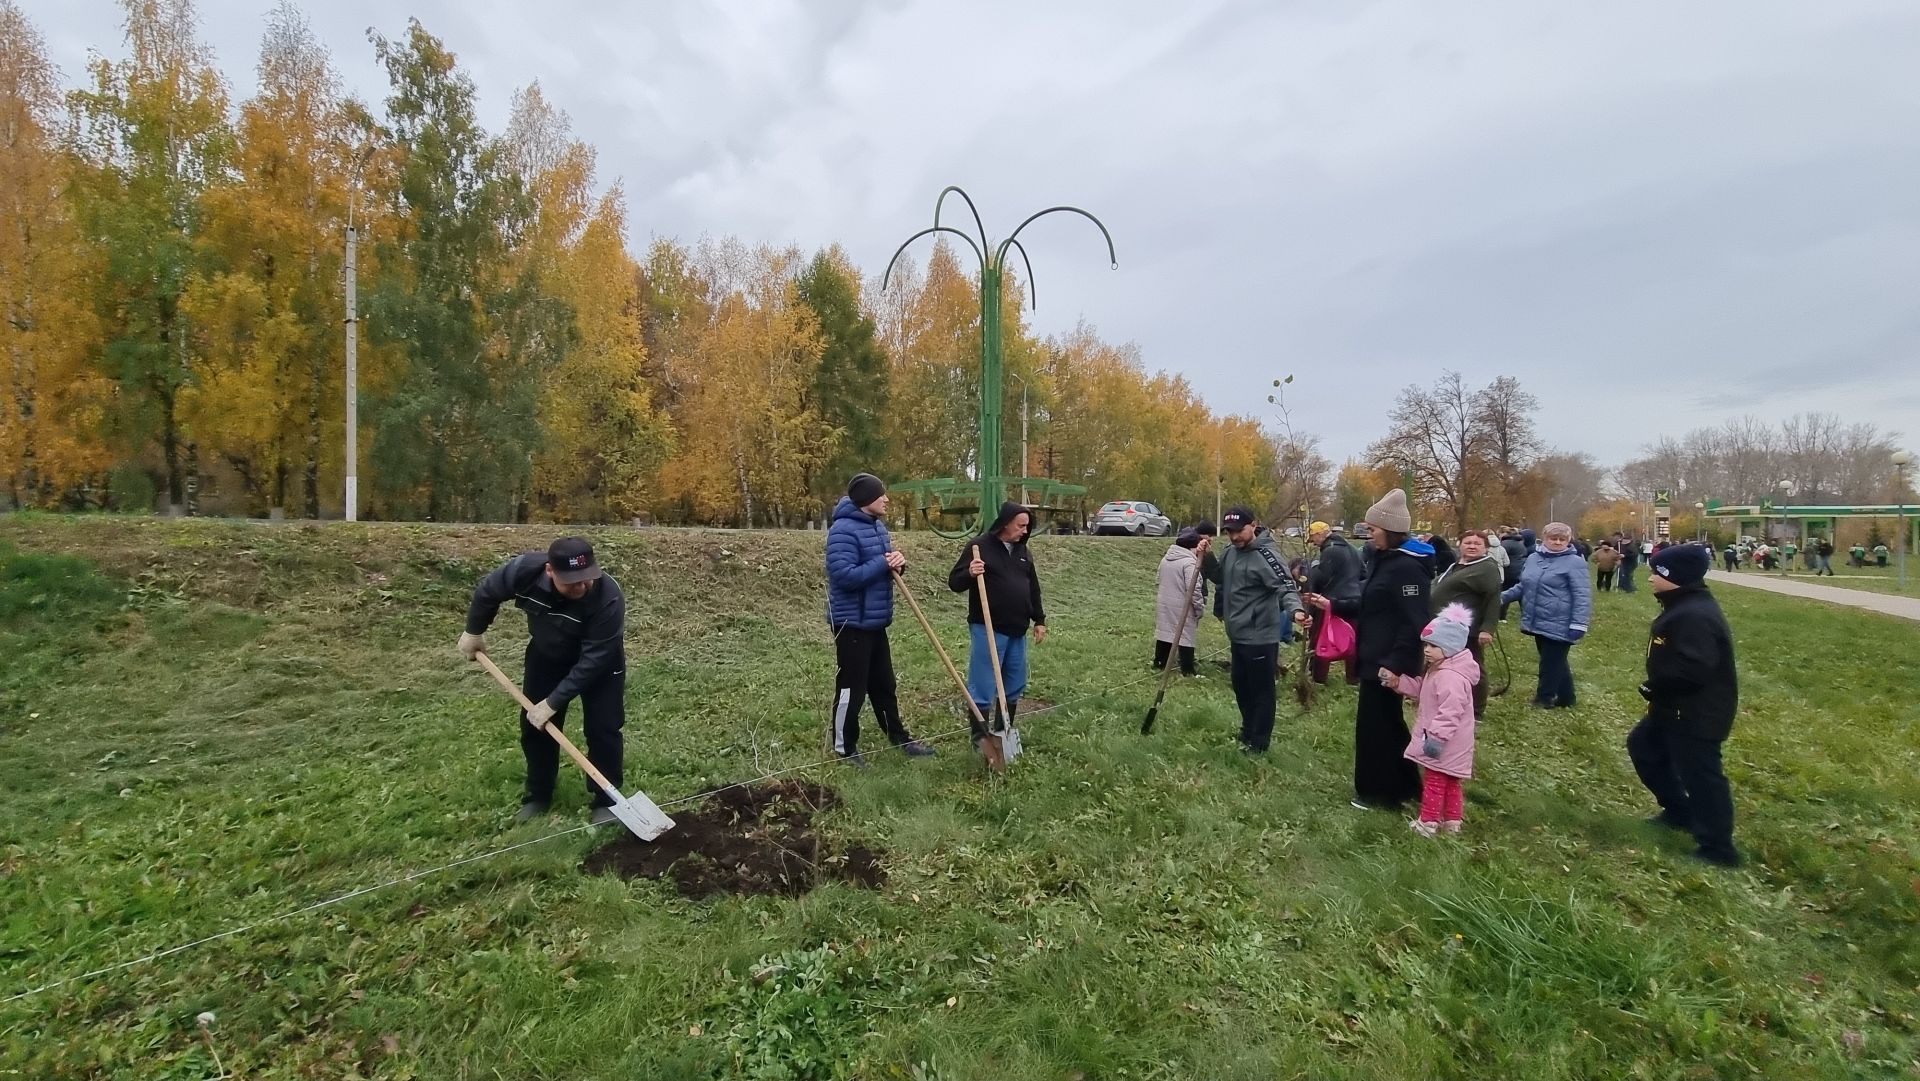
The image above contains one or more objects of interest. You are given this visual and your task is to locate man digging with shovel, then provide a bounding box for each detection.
[459,537,630,826]
[949,501,1048,758]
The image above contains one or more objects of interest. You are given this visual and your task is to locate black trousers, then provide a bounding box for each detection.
[1627,714,1738,862]
[1596,569,1614,591]
[831,626,914,756]
[1355,679,1420,806]
[1534,636,1576,707]
[1153,638,1197,676]
[1229,641,1279,751]
[1467,639,1489,718]
[521,648,625,808]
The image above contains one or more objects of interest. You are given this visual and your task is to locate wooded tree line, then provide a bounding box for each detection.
[1347,369,1906,539]
[0,0,1302,528]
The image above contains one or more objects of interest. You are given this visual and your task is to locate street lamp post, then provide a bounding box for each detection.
[1895,450,1913,590]
[1007,371,1029,506]
[344,197,359,522]
[1694,501,1705,543]
[1776,481,1794,577]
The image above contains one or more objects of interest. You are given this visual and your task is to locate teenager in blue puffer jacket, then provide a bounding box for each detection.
[1500,521,1594,708]
[825,473,936,764]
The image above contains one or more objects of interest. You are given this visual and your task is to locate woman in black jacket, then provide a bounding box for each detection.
[1306,489,1426,809]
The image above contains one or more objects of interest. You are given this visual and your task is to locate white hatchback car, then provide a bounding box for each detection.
[1091,500,1173,537]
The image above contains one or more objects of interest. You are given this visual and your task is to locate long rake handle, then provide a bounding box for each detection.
[972,545,1013,729]
[473,651,622,800]
[893,568,994,734]
[1143,561,1202,732]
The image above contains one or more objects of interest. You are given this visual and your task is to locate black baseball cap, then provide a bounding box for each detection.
[547,536,603,585]
[1221,505,1257,532]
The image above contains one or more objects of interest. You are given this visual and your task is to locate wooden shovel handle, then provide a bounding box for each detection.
[972,545,1012,727]
[893,568,993,733]
[472,651,622,800]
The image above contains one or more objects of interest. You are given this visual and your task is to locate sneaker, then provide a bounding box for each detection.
[1409,819,1440,837]
[1441,820,1463,834]
[898,740,937,758]
[515,800,551,823]
[1350,799,1373,811]
[589,806,617,827]
[839,752,871,770]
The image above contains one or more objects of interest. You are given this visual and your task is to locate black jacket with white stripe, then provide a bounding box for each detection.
[465,552,626,706]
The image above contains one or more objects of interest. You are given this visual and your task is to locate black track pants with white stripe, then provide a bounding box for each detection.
[830,626,914,755]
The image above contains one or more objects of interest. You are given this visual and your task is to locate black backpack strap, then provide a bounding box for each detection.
[1256,545,1289,586]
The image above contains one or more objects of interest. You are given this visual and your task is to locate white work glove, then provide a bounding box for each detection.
[525,699,557,728]
[458,632,486,660]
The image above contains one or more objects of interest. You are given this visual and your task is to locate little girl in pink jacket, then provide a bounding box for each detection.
[1377,603,1481,836]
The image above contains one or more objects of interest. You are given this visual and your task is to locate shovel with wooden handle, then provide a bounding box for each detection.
[1142,560,1203,735]
[891,564,1002,769]
[472,651,674,841]
[971,544,1021,765]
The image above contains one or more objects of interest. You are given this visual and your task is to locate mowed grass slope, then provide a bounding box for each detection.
[1,515,1917,1080]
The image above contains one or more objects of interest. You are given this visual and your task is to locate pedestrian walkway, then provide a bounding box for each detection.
[1707,570,1920,623]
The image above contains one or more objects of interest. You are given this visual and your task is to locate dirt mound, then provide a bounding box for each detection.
[581,779,884,899]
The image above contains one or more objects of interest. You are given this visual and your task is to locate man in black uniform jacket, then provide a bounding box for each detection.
[1629,543,1741,866]
[460,537,627,824]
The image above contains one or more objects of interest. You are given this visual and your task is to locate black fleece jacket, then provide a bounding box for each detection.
[1331,546,1430,676]
[948,534,1046,637]
[465,552,626,706]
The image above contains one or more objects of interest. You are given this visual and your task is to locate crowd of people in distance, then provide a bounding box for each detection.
[1151,496,1741,866]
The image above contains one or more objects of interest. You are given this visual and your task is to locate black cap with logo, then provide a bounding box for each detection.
[1221,506,1257,533]
[547,536,603,585]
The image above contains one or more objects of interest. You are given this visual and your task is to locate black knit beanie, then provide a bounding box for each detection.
[847,473,886,509]
[1650,542,1711,587]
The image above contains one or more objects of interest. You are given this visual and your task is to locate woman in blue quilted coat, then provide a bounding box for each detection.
[825,473,936,764]
[1499,521,1593,708]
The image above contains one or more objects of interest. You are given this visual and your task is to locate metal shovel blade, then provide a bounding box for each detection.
[601,785,676,841]
[1001,722,1023,763]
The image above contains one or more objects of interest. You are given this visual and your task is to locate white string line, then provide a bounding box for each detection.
[4,646,1229,1006]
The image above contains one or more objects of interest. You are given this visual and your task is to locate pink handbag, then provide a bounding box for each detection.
[1315,612,1357,662]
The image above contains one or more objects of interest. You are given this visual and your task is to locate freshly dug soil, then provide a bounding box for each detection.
[581,779,884,899]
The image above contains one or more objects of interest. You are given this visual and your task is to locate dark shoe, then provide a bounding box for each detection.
[589,806,617,827]
[1646,812,1691,832]
[898,739,937,757]
[1239,743,1268,755]
[1529,698,1554,710]
[516,800,551,823]
[839,752,871,770]
[1692,845,1742,868]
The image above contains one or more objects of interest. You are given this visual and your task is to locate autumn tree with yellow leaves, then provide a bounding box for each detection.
[1,1,1349,528]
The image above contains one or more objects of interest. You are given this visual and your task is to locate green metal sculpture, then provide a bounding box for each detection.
[882,186,1117,537]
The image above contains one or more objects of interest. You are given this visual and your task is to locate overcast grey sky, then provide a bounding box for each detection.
[34,0,1920,466]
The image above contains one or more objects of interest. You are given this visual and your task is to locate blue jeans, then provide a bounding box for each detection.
[967,624,1029,715]
[1618,564,1637,593]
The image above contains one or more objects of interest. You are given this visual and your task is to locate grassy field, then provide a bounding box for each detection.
[2,515,1918,1080]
